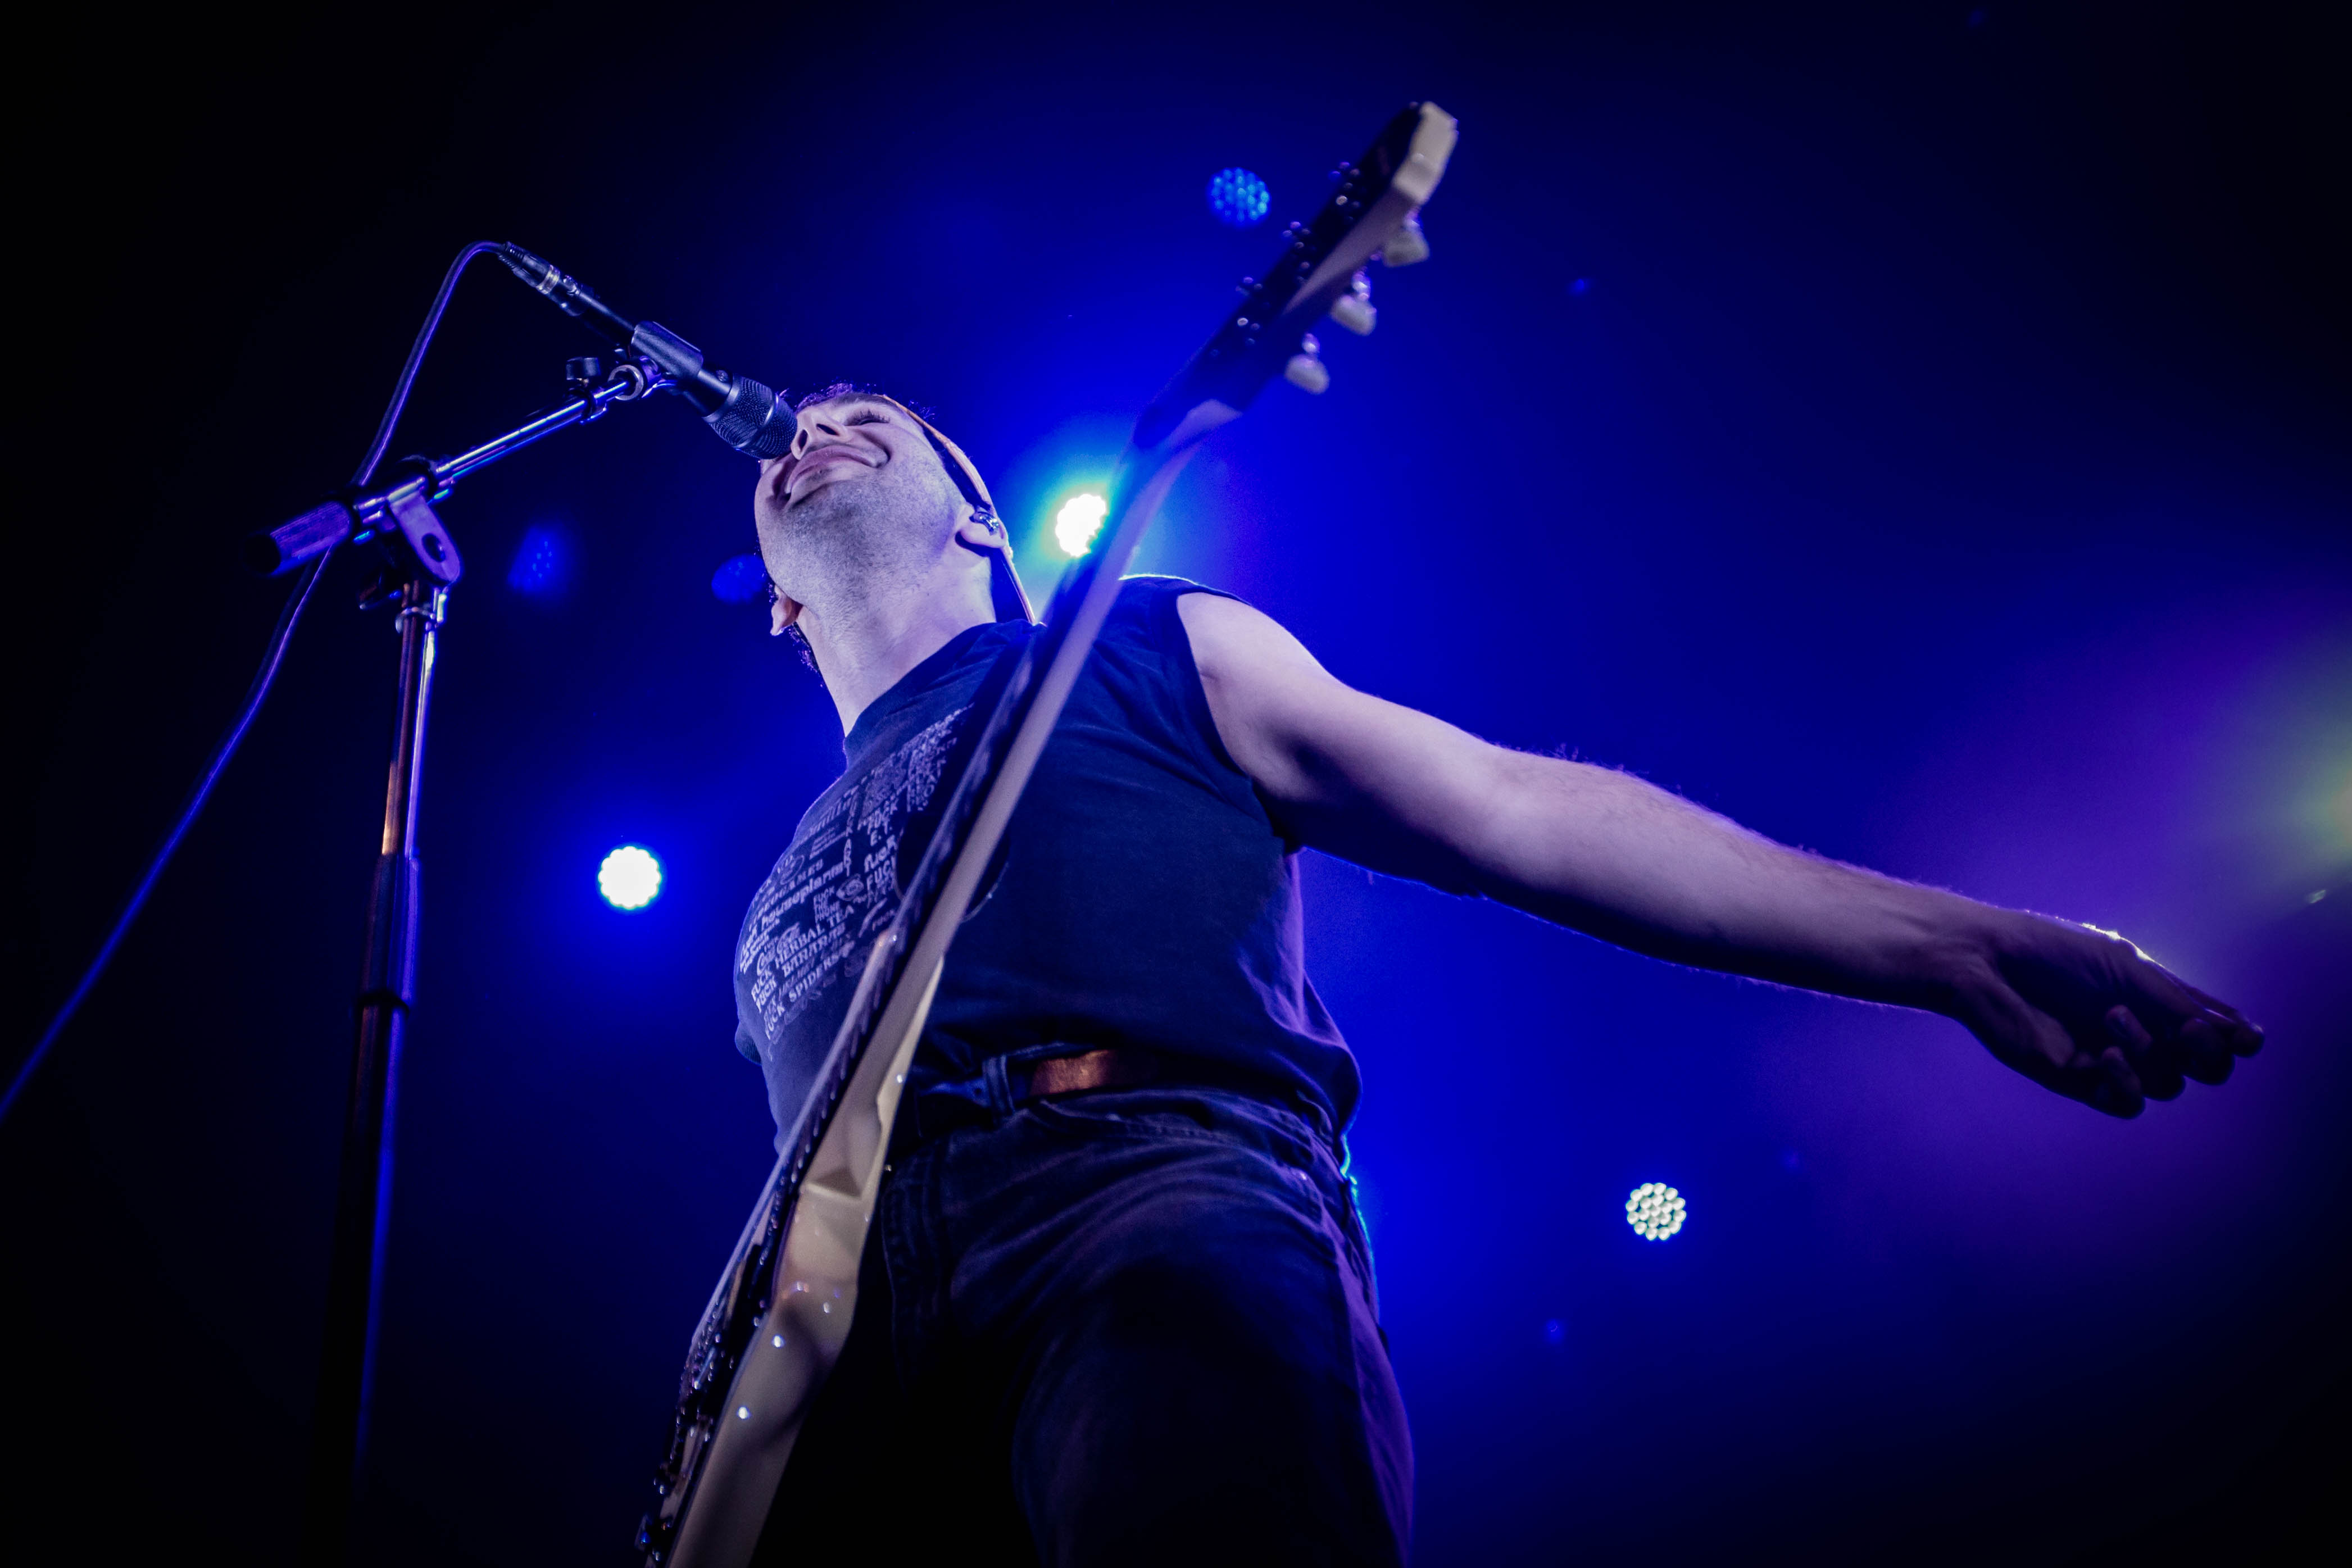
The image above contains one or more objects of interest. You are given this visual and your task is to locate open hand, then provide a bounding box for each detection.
[1952,913,2264,1117]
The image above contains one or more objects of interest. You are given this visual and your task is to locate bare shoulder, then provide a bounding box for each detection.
[1173,591,1353,800]
[1173,590,1333,685]
[1172,589,1493,832]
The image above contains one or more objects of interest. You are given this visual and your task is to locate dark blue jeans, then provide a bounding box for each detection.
[753,1083,1411,1566]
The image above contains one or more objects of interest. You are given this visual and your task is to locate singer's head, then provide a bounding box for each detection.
[753,384,1028,728]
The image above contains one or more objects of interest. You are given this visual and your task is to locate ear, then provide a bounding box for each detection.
[769,592,803,636]
[953,505,1003,551]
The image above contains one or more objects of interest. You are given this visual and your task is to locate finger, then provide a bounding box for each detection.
[2088,1044,2147,1117]
[2122,960,2266,1062]
[2158,1003,2244,1080]
[2105,1006,2185,1100]
[2209,1007,2266,1057]
[2038,1029,2146,1117]
[2134,1056,2186,1101]
[2165,976,2267,1055]
[2176,1016,2238,1085]
[2178,1043,2236,1086]
[1968,979,2141,1117]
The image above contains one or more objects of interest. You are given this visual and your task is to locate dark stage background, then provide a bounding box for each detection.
[10,3,2348,1562]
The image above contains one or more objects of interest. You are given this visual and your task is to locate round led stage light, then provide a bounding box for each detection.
[1206,167,1270,228]
[599,845,664,911]
[711,553,769,605]
[1625,1181,1686,1241]
[1055,493,1109,558]
[507,524,573,596]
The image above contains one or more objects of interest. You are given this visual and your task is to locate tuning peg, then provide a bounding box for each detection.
[1329,271,1375,335]
[1284,333,1330,394]
[1381,213,1430,267]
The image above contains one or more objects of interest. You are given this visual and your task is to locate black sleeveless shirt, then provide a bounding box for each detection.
[732,577,1355,1150]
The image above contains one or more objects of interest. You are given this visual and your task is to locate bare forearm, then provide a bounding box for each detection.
[1187,593,1996,1012]
[1277,716,1994,1011]
[1449,751,1995,1011]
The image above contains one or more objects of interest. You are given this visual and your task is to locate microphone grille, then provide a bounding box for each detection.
[709,375,794,458]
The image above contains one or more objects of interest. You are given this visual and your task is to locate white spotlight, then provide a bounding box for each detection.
[1055,493,1109,558]
[598,844,663,911]
[1624,1181,1687,1241]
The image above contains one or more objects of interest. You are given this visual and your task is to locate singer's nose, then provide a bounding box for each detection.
[791,415,845,458]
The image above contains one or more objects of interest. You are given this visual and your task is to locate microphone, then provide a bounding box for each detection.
[495,243,795,459]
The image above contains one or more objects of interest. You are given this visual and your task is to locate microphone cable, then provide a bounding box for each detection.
[2,240,504,1128]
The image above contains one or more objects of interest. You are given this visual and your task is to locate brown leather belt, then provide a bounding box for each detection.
[1011,1045,1167,1103]
[921,1044,1332,1147]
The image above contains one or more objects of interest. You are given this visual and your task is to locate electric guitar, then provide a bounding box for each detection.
[638,100,1458,1567]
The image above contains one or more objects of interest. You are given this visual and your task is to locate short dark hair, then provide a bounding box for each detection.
[793,381,936,421]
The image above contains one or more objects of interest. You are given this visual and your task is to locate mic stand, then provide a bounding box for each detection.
[276,357,673,1565]
[300,575,439,1565]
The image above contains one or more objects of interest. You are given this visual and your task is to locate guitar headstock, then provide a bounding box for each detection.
[1132,101,1456,453]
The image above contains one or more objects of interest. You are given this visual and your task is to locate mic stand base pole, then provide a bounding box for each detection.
[301,578,446,1566]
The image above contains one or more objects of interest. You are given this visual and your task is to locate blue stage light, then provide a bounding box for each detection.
[507,524,573,596]
[598,845,663,911]
[1055,493,1109,558]
[1206,167,1270,228]
[711,552,769,605]
[1625,1181,1687,1240]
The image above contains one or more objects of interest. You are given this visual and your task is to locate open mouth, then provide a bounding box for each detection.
[788,446,876,501]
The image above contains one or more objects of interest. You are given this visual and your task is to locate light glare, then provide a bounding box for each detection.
[1625,1181,1687,1242]
[598,844,663,911]
[1055,493,1109,558]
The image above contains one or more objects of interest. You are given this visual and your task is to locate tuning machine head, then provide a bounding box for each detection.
[1328,270,1376,335]
[1380,212,1430,267]
[1284,332,1331,394]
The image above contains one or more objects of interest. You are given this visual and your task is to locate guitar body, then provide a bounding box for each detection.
[640,101,1457,1567]
[665,941,938,1568]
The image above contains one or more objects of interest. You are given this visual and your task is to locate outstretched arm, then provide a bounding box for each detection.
[1177,593,2262,1117]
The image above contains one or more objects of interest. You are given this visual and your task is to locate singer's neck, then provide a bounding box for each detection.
[796,576,994,735]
